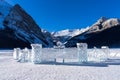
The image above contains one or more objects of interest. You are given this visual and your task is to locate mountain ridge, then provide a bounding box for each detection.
[65,17,120,48]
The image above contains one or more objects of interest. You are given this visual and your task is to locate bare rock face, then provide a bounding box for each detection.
[102,18,120,29]
[0,4,53,48]
[88,17,120,33]
[87,17,108,32]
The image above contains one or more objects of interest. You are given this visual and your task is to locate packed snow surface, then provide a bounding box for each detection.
[0,49,120,80]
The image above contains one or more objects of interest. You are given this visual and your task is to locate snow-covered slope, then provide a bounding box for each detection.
[0,0,12,29]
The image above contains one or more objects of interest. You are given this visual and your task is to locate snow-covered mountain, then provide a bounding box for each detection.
[65,17,120,48]
[53,27,89,37]
[52,27,89,43]
[0,1,53,48]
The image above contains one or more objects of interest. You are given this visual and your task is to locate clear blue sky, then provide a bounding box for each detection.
[5,0,120,32]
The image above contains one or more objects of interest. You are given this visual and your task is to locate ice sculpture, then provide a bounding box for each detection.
[55,41,65,49]
[93,47,103,62]
[13,48,20,60]
[101,46,110,60]
[31,44,42,64]
[77,43,88,63]
[88,47,100,62]
[18,48,30,62]
[89,46,109,62]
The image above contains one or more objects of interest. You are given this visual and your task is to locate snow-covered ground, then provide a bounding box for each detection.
[0,49,120,80]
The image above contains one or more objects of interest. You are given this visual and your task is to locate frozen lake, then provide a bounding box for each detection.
[0,48,120,80]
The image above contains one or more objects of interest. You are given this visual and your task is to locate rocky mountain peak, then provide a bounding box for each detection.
[97,17,108,24]
[102,18,120,29]
[0,3,54,48]
[88,17,120,33]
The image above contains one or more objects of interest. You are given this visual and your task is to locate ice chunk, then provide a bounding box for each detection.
[18,48,30,62]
